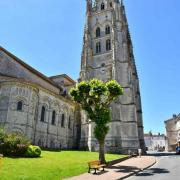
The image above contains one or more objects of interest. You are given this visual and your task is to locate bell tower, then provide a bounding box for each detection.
[80,0,146,153]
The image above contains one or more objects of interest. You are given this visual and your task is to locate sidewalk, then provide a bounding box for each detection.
[66,156,156,180]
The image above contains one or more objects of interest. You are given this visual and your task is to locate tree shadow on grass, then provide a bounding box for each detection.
[4,155,43,159]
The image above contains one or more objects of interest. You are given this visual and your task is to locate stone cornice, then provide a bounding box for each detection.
[0,78,76,107]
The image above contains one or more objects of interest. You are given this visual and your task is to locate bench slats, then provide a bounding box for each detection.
[88,160,106,174]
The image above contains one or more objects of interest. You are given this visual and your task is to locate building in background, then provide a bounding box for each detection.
[165,114,180,151]
[176,115,180,147]
[144,133,166,151]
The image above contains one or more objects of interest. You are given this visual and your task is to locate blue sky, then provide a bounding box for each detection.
[0,0,180,134]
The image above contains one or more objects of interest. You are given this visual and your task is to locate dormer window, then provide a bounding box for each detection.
[101,3,105,10]
[96,27,101,37]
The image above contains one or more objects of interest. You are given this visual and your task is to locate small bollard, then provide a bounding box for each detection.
[138,149,142,158]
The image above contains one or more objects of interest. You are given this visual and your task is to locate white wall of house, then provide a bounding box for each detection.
[144,134,166,151]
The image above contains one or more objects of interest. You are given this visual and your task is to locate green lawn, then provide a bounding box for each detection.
[0,151,127,180]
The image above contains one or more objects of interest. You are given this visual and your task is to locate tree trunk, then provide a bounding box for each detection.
[99,140,106,164]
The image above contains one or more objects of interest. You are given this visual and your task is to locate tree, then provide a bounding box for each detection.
[70,79,123,163]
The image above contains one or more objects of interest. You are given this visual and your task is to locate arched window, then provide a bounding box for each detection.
[101,3,105,10]
[96,42,101,53]
[105,25,111,35]
[68,116,71,129]
[106,39,111,51]
[96,27,101,37]
[52,110,56,125]
[41,106,46,122]
[17,101,23,111]
[61,114,65,127]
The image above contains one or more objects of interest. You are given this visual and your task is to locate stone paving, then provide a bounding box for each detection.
[66,156,156,180]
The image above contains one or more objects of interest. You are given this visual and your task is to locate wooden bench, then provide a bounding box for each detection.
[88,160,106,174]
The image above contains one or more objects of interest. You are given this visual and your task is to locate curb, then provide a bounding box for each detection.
[120,157,157,180]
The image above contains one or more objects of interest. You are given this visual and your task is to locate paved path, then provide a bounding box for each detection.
[127,154,180,180]
[66,156,156,180]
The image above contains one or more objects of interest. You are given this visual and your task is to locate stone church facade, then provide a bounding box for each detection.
[79,0,145,153]
[0,47,77,149]
[0,0,145,153]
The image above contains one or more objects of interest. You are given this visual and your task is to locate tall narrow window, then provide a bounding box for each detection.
[50,140,55,148]
[41,106,46,122]
[68,116,71,129]
[105,25,111,35]
[17,101,23,111]
[96,42,101,53]
[52,110,56,125]
[96,27,101,37]
[110,2,112,8]
[106,39,111,51]
[61,114,65,127]
[101,3,105,10]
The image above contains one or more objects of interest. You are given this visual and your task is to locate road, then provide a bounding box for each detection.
[126,153,180,180]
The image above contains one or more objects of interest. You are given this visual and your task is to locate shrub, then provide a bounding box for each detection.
[0,132,30,156]
[0,128,5,142]
[25,145,41,157]
[0,128,5,154]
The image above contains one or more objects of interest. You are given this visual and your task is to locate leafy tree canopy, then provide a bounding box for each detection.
[70,79,123,116]
[70,79,123,143]
[73,79,123,163]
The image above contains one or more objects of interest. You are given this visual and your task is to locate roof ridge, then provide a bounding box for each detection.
[0,46,63,91]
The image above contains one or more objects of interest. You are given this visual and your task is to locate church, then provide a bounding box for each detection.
[0,0,145,153]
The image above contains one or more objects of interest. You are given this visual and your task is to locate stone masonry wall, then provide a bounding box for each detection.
[0,79,76,149]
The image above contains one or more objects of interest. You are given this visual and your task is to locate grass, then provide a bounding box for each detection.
[0,151,127,180]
